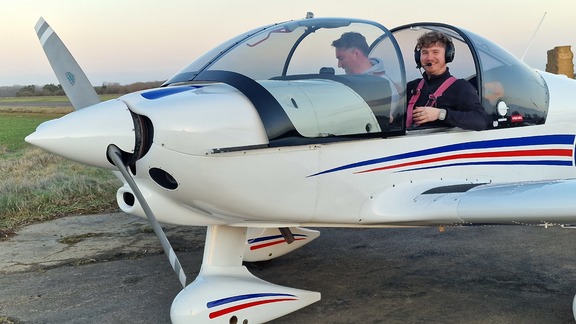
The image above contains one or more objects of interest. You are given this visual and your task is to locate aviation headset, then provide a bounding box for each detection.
[414,34,455,68]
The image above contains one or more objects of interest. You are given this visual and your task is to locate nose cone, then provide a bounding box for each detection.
[25,99,136,170]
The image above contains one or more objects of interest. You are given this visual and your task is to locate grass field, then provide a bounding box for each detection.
[0,94,119,103]
[0,112,65,151]
[0,96,70,103]
[0,98,121,239]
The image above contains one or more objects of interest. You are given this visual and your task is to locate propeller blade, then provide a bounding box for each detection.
[107,145,187,287]
[35,17,100,110]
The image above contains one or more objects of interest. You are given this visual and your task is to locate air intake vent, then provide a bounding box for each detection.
[149,167,178,190]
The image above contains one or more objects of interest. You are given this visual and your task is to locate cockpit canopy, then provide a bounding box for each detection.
[165,17,548,145]
[391,23,548,129]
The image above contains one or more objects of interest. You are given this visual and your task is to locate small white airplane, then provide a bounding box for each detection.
[27,14,576,323]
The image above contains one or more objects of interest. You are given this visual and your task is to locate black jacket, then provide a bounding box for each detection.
[406,68,487,131]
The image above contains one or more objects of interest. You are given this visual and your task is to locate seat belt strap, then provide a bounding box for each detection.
[425,76,457,107]
[406,79,425,127]
[406,76,457,128]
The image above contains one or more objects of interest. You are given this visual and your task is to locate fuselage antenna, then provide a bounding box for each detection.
[521,11,547,62]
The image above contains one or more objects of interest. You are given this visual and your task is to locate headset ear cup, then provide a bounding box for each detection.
[445,41,455,63]
[414,47,421,68]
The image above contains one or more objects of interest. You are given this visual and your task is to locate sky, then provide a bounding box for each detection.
[1,0,575,87]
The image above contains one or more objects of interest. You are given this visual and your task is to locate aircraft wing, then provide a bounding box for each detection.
[363,179,576,226]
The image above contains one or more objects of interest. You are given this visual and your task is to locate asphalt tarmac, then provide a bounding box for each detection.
[1,213,576,323]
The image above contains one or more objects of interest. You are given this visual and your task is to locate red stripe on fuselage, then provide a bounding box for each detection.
[209,298,297,319]
[357,149,573,174]
[250,238,305,250]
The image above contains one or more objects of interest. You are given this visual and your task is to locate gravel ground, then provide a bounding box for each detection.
[1,213,575,323]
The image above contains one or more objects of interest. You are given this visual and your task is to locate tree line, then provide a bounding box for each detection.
[0,81,165,98]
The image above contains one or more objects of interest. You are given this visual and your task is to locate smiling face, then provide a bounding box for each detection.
[420,42,448,76]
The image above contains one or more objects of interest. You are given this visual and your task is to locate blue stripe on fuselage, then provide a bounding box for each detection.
[309,134,576,177]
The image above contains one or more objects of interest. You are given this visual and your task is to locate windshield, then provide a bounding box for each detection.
[464,29,548,126]
[165,17,407,142]
[166,18,404,86]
